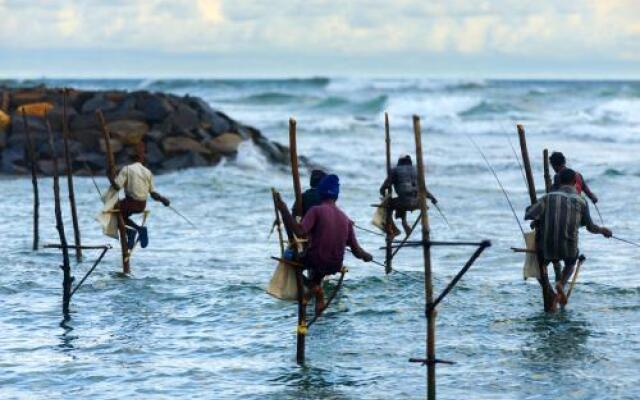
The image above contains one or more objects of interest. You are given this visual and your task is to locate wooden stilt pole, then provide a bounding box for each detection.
[384,112,393,274]
[21,110,39,251]
[517,125,555,312]
[289,118,306,364]
[413,115,435,400]
[62,89,82,262]
[45,113,72,316]
[543,149,552,193]
[96,110,130,274]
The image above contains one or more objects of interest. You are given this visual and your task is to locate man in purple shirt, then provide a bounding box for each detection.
[276,174,373,314]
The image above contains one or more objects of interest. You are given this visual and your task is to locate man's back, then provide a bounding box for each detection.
[526,186,593,260]
[115,162,154,201]
[392,164,418,199]
[301,201,355,270]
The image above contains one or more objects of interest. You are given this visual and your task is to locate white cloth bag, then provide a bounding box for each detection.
[96,187,120,239]
[523,230,540,280]
[266,260,299,301]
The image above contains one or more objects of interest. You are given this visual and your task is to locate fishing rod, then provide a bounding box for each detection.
[593,203,605,225]
[612,235,640,248]
[346,248,418,281]
[432,202,452,229]
[466,134,526,236]
[83,161,103,198]
[500,122,528,188]
[168,205,198,228]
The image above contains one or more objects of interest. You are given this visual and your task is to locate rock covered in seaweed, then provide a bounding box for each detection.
[0,86,294,175]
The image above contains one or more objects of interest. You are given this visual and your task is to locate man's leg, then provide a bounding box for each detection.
[307,267,325,315]
[555,258,577,306]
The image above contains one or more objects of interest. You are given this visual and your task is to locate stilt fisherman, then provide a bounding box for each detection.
[108,142,171,248]
[379,155,438,236]
[525,168,612,306]
[276,174,373,315]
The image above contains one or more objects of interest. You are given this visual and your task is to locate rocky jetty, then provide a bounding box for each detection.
[0,87,292,175]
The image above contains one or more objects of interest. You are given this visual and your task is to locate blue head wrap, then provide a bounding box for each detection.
[318,174,340,200]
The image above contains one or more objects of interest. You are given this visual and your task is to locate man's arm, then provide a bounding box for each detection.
[150,191,170,207]
[379,176,392,196]
[426,189,438,205]
[525,198,545,221]
[582,202,611,237]
[347,223,373,262]
[580,173,598,204]
[275,193,307,238]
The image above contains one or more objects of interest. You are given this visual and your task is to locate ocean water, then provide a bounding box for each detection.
[1,78,639,399]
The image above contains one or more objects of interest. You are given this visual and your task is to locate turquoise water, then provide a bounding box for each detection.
[1,78,639,399]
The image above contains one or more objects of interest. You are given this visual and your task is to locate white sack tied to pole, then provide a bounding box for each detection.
[371,195,390,231]
[523,230,540,280]
[267,260,299,301]
[96,187,119,239]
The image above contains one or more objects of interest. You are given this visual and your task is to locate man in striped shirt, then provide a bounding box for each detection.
[525,168,612,305]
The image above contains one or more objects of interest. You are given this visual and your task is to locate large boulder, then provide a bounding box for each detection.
[162,136,211,154]
[136,92,173,122]
[81,93,117,114]
[106,120,148,145]
[205,132,243,155]
[99,137,123,154]
[169,103,200,133]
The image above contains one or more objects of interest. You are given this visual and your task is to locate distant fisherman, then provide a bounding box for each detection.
[276,174,373,315]
[550,152,598,204]
[292,169,326,218]
[109,142,171,249]
[525,168,611,306]
[379,155,438,235]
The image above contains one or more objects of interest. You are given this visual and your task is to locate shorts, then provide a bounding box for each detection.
[119,196,146,217]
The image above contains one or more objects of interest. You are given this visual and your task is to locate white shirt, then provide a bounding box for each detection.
[114,162,154,201]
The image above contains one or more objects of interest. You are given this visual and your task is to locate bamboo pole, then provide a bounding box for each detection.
[543,149,552,193]
[289,117,306,364]
[21,110,39,250]
[45,113,72,316]
[96,110,130,274]
[62,89,82,262]
[384,112,393,274]
[413,115,435,400]
[517,125,555,312]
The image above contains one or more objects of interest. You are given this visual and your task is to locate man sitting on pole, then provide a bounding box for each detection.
[525,168,612,305]
[276,174,373,315]
[379,155,438,236]
[109,142,171,249]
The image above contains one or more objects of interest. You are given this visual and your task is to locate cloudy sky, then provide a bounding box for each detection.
[1,0,638,78]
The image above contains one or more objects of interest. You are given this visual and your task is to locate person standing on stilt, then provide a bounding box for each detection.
[109,142,171,248]
[275,174,373,315]
[524,168,612,306]
[379,155,438,236]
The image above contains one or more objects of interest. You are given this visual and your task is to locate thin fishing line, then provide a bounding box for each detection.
[432,202,452,229]
[612,235,640,248]
[354,223,385,237]
[593,203,605,225]
[499,121,528,188]
[466,134,526,236]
